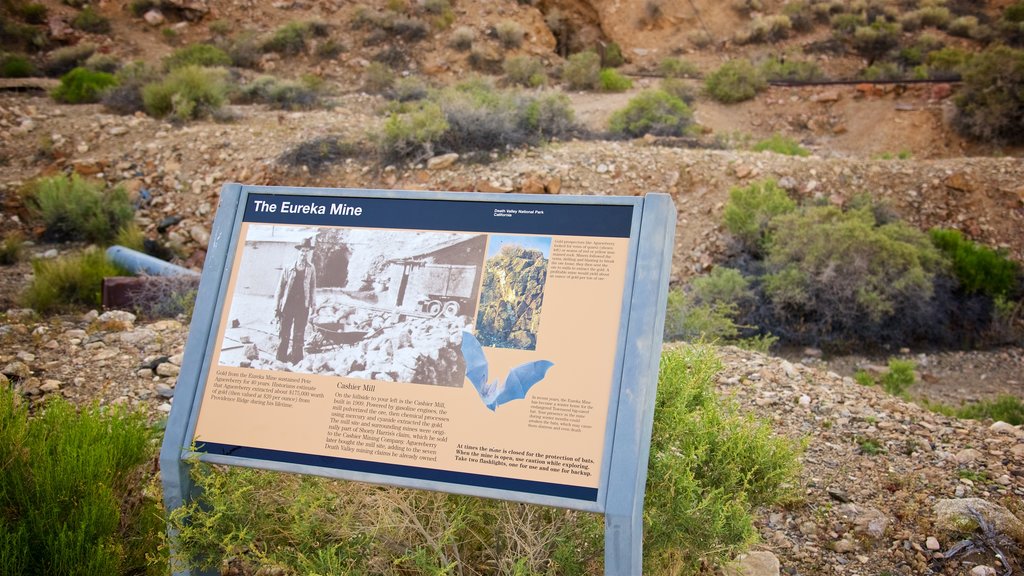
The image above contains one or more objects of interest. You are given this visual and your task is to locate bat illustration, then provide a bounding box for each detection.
[461,331,554,411]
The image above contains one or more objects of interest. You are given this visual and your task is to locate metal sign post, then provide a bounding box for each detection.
[160,184,675,575]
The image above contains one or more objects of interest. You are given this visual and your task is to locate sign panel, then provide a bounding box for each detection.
[189,193,636,503]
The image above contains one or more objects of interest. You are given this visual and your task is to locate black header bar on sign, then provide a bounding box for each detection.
[242,193,634,238]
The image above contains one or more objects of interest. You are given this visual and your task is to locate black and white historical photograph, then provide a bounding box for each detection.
[219,223,487,387]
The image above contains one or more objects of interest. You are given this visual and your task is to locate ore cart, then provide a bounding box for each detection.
[398,261,477,318]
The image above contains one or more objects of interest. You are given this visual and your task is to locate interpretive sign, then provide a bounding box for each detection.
[161,185,676,575]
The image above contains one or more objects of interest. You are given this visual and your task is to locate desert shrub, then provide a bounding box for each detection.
[600,41,625,67]
[503,55,546,87]
[608,89,693,137]
[0,52,35,77]
[761,206,946,348]
[387,16,429,41]
[659,78,697,105]
[21,248,126,311]
[142,65,228,121]
[379,82,576,163]
[101,60,159,114]
[918,5,951,28]
[51,66,117,103]
[598,67,632,91]
[664,268,776,351]
[378,100,449,162]
[263,21,311,55]
[645,346,801,572]
[70,6,111,34]
[495,20,524,49]
[659,56,699,78]
[880,358,915,396]
[225,31,262,68]
[705,59,765,103]
[421,0,454,29]
[83,52,119,73]
[0,232,24,265]
[783,0,814,32]
[947,15,983,39]
[128,0,156,17]
[520,91,576,138]
[237,75,319,110]
[752,133,810,156]
[25,174,133,244]
[760,56,824,82]
[167,346,797,575]
[953,45,1024,144]
[927,46,970,74]
[930,229,1021,298]
[278,135,361,173]
[861,61,902,80]
[743,14,793,43]
[952,395,1024,425]
[851,21,901,64]
[363,61,395,93]
[164,43,231,70]
[316,38,346,59]
[562,50,601,90]
[43,43,96,76]
[1002,2,1024,44]
[450,26,475,51]
[830,12,866,34]
[0,385,161,575]
[387,75,430,101]
[723,179,796,253]
[17,2,48,24]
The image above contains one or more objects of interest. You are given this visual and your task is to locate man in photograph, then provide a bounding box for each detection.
[275,236,317,364]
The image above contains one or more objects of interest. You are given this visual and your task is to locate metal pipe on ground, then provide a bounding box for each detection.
[106,245,199,277]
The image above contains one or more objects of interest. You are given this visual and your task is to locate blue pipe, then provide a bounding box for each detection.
[106,245,199,277]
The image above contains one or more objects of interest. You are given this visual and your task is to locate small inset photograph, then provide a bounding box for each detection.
[474,235,551,351]
[218,224,487,387]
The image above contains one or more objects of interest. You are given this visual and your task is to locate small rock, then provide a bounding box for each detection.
[990,421,1022,437]
[157,402,172,413]
[723,551,780,576]
[97,310,137,329]
[426,153,459,170]
[155,383,175,398]
[833,539,856,553]
[925,536,940,551]
[39,380,61,393]
[2,361,31,380]
[970,566,997,576]
[156,363,181,377]
[143,9,165,25]
[838,504,890,540]
[15,351,35,362]
[955,448,982,464]
[934,498,1024,545]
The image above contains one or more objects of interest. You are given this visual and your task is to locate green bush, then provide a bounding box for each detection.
[752,133,810,156]
[926,46,971,75]
[762,206,945,346]
[742,14,793,43]
[645,346,801,572]
[449,26,474,51]
[224,31,262,68]
[598,67,632,91]
[953,45,1024,144]
[860,61,902,81]
[0,231,24,265]
[167,346,798,575]
[705,59,765,103]
[608,89,693,137]
[722,179,796,253]
[760,56,824,82]
[0,52,35,77]
[929,228,1020,298]
[21,248,126,313]
[142,65,228,121]
[659,77,696,104]
[880,358,915,396]
[495,20,524,49]
[52,66,116,103]
[562,50,601,90]
[263,21,311,55]
[43,44,96,77]
[0,385,161,575]
[25,173,134,244]
[378,100,449,162]
[830,12,866,34]
[659,57,699,78]
[851,21,901,64]
[363,61,395,93]
[71,6,111,34]
[101,60,159,114]
[17,2,48,24]
[84,52,119,73]
[387,75,430,102]
[164,43,232,70]
[237,75,320,110]
[952,395,1024,425]
[664,268,775,351]
[503,55,546,87]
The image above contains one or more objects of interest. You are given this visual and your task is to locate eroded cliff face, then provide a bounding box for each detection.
[533,0,783,62]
